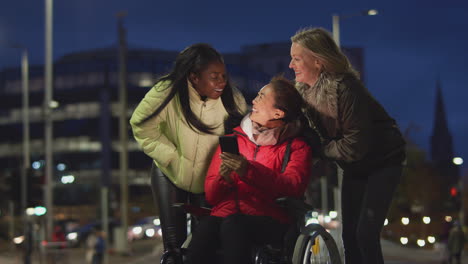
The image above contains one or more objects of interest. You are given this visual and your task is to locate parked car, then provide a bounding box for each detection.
[66,218,120,247]
[127,216,161,241]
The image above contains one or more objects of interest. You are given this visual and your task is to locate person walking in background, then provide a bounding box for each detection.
[289,27,406,264]
[92,229,105,264]
[85,228,98,264]
[448,221,465,264]
[130,43,247,262]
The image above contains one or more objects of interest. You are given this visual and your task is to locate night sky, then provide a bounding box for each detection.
[1,0,467,171]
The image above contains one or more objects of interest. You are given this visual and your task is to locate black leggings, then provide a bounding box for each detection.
[150,164,206,252]
[188,214,288,264]
[341,166,402,264]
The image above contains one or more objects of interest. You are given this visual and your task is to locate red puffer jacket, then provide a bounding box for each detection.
[205,126,312,223]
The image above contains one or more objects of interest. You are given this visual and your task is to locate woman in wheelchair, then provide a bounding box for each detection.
[188,76,313,264]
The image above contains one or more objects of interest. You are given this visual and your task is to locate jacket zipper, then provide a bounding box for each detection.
[235,143,260,214]
[189,101,207,191]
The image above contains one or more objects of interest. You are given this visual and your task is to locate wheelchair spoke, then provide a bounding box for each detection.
[292,224,342,264]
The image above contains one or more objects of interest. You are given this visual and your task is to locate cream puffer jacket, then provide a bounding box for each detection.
[130,80,247,193]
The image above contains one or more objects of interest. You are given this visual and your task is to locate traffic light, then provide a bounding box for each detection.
[450,186,458,197]
[449,186,461,210]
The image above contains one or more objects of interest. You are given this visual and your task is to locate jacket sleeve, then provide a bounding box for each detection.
[323,83,371,162]
[205,146,235,206]
[129,82,177,168]
[240,140,312,198]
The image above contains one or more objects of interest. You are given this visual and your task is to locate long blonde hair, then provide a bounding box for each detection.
[291,27,358,76]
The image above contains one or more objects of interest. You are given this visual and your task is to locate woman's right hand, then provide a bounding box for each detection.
[219,163,233,184]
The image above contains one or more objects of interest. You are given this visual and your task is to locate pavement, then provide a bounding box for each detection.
[1,238,467,264]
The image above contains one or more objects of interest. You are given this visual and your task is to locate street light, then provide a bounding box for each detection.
[453,157,465,225]
[332,9,378,47]
[1,43,30,214]
[44,0,54,242]
[330,10,378,258]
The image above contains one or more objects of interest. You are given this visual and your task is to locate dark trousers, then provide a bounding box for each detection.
[341,166,402,264]
[150,164,206,253]
[188,214,288,264]
[449,253,462,264]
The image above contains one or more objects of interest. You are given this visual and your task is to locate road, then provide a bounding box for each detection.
[1,238,466,263]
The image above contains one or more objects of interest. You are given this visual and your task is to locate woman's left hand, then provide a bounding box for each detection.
[220,152,248,178]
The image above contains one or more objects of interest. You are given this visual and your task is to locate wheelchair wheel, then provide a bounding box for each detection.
[291,224,342,264]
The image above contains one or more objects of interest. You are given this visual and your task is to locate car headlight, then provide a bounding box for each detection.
[67,232,78,241]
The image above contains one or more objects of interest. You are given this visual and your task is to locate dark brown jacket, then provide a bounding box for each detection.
[298,72,406,175]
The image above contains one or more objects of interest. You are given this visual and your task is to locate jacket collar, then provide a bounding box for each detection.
[238,114,302,146]
[296,72,344,119]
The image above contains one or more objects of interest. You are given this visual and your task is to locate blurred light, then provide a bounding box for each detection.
[311,211,319,218]
[384,219,389,226]
[400,237,408,245]
[139,78,153,87]
[450,187,458,197]
[61,175,75,184]
[153,218,161,226]
[26,207,35,216]
[401,217,410,225]
[324,216,332,223]
[367,9,378,16]
[306,218,320,225]
[329,211,338,219]
[13,236,25,245]
[428,236,436,244]
[132,226,143,236]
[32,161,41,170]
[423,216,431,224]
[34,206,47,216]
[145,228,155,238]
[57,163,66,171]
[157,229,162,237]
[453,157,463,165]
[49,100,59,109]
[67,232,78,241]
[131,207,141,213]
[445,216,453,222]
[417,239,426,247]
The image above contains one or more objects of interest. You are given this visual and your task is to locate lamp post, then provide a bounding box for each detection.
[330,8,379,212]
[2,43,30,219]
[330,9,378,259]
[453,157,464,225]
[3,42,31,264]
[44,0,54,241]
[117,11,129,256]
[332,9,378,47]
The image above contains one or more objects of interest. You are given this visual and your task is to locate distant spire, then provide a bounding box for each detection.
[430,79,459,186]
[430,79,453,162]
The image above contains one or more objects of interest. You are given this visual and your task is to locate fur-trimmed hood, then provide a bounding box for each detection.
[296,72,347,119]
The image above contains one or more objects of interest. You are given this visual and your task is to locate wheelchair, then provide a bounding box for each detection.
[160,197,342,264]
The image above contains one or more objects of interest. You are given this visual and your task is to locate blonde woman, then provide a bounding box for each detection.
[289,28,406,264]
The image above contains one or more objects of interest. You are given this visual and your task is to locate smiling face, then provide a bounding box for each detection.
[289,42,322,87]
[250,84,285,127]
[190,61,227,99]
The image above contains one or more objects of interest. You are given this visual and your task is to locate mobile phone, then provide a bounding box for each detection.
[219,135,239,155]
